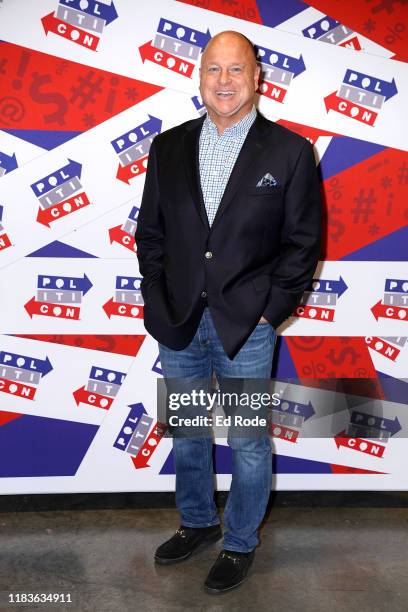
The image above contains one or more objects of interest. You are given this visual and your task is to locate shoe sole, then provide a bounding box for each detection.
[154,531,222,565]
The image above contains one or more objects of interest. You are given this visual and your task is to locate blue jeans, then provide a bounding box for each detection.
[158,308,276,553]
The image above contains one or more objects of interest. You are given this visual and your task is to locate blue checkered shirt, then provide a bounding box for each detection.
[199,106,257,227]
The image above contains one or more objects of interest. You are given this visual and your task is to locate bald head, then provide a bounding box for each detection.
[201,31,257,69]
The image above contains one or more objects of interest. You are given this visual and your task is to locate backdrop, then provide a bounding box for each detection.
[0,0,407,493]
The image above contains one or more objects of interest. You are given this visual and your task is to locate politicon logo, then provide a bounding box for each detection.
[30,159,90,227]
[139,18,211,79]
[371,278,408,322]
[293,276,348,323]
[109,205,138,252]
[255,43,306,104]
[269,396,315,444]
[111,116,162,184]
[103,276,144,320]
[42,0,118,52]
[335,409,401,460]
[0,350,53,401]
[114,402,167,469]
[73,365,126,410]
[325,69,398,126]
[302,14,363,50]
[25,273,93,320]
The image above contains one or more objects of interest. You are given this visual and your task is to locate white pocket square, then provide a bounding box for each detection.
[256,173,278,187]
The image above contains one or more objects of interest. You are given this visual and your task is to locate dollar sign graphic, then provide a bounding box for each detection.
[29,72,68,126]
[328,204,345,243]
[326,347,360,366]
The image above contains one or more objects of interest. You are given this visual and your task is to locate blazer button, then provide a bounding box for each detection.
[204,251,213,259]
[201,291,207,298]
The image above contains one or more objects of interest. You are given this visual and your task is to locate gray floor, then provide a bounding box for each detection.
[0,505,407,611]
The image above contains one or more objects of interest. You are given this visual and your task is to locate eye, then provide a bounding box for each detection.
[230,66,243,73]
[207,66,220,72]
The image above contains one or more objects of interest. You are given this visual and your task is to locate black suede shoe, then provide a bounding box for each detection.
[204,548,255,593]
[154,525,222,565]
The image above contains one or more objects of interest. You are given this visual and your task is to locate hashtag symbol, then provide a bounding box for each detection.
[352,188,376,223]
[370,0,407,14]
[398,161,408,185]
[70,71,104,109]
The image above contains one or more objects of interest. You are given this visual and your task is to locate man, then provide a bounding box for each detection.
[135,31,321,593]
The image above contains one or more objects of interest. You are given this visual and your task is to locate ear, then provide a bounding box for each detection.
[254,63,261,89]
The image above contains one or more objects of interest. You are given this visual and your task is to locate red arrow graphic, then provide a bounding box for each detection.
[36,192,90,227]
[108,225,136,252]
[324,91,377,126]
[73,385,113,410]
[116,157,149,184]
[41,12,99,51]
[138,40,195,78]
[25,297,80,320]
[371,300,408,322]
[132,421,167,469]
[334,430,385,457]
[103,298,144,319]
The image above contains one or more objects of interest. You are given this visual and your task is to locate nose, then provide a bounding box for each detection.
[218,68,231,85]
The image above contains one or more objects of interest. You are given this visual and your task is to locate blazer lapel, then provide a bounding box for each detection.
[182,115,210,230]
[210,112,268,230]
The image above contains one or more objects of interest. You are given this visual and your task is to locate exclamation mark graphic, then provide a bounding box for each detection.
[12,50,31,90]
[105,76,119,114]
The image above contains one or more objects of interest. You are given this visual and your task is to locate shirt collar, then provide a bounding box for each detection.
[203,105,257,139]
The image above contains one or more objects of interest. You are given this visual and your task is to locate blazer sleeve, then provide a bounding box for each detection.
[263,140,322,329]
[134,138,164,301]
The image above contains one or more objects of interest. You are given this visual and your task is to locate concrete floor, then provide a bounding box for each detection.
[0,504,407,612]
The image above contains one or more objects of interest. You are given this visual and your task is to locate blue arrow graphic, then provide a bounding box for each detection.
[309,276,348,297]
[0,351,52,376]
[0,151,17,174]
[31,159,82,197]
[351,411,401,436]
[157,17,211,50]
[111,116,162,154]
[59,0,118,25]
[274,399,315,421]
[255,44,306,76]
[343,69,398,101]
[37,273,93,295]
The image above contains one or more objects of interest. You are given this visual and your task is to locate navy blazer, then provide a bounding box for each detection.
[135,111,322,359]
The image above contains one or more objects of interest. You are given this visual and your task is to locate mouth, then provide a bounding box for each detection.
[216,91,235,98]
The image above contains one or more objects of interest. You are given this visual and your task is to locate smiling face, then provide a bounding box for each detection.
[199,32,260,133]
